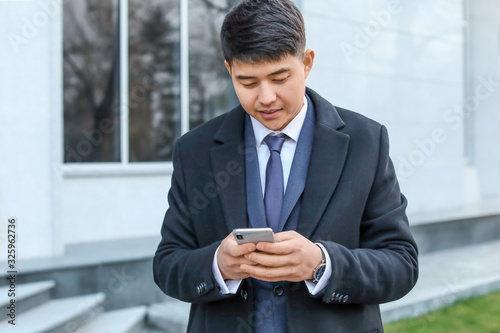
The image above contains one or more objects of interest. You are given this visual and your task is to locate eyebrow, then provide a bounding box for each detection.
[235,67,291,80]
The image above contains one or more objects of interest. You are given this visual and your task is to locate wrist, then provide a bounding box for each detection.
[314,244,323,266]
[312,245,326,283]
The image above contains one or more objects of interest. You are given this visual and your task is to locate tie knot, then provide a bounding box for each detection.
[263,134,286,153]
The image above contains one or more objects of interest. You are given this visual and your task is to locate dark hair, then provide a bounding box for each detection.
[220,0,306,65]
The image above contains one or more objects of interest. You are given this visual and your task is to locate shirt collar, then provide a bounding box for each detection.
[250,95,308,147]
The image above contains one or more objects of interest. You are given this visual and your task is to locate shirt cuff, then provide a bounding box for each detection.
[304,243,332,295]
[212,245,243,294]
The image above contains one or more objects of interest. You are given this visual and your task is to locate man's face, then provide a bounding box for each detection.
[225,49,315,131]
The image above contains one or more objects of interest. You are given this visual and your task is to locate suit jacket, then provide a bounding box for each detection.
[153,88,418,333]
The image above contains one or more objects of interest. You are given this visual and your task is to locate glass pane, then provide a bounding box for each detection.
[188,0,239,130]
[128,0,181,162]
[63,0,121,163]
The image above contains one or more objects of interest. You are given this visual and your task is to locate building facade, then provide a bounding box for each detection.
[1,0,499,261]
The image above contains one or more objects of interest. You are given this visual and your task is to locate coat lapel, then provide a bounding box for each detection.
[210,106,248,233]
[296,88,350,239]
[277,96,315,232]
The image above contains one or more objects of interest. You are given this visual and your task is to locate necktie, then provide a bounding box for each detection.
[263,134,286,232]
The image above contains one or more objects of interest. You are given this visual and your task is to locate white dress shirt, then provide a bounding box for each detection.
[213,96,332,295]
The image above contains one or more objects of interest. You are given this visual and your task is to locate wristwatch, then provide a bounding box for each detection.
[312,246,326,283]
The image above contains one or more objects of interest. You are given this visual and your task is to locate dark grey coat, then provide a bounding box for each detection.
[153,88,418,333]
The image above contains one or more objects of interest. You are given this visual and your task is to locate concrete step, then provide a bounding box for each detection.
[0,292,105,332]
[0,280,55,315]
[0,236,168,311]
[410,198,500,254]
[381,239,500,323]
[81,305,147,333]
[146,298,190,333]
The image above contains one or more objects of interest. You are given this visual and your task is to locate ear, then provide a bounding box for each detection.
[302,48,315,79]
[224,60,232,75]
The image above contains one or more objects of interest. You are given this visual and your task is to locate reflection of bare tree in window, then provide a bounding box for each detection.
[64,0,236,161]
[128,0,180,162]
[189,0,239,130]
[63,0,120,163]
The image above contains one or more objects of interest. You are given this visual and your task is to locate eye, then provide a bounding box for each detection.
[241,82,256,88]
[273,77,288,83]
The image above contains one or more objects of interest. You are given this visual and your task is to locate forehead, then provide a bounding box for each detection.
[230,55,301,77]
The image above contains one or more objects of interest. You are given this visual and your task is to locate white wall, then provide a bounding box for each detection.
[466,0,500,199]
[59,173,170,244]
[0,1,63,259]
[302,0,494,216]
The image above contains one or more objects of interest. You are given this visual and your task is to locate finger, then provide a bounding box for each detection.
[226,245,256,258]
[273,230,300,242]
[223,238,257,257]
[218,254,257,280]
[244,252,294,267]
[241,264,301,282]
[255,241,294,255]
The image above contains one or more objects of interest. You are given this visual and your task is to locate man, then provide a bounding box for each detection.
[153,0,418,332]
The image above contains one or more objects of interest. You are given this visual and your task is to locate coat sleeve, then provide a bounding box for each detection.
[153,139,232,304]
[318,125,418,305]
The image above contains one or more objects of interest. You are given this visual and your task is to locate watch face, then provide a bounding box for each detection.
[314,263,326,282]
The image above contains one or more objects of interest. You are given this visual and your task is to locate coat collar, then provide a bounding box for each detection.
[213,87,347,142]
[297,88,350,239]
[306,87,345,131]
[210,105,248,232]
[213,104,247,144]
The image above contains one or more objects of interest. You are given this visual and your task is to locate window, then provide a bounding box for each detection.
[188,0,239,130]
[63,0,122,163]
[63,0,242,167]
[63,0,181,163]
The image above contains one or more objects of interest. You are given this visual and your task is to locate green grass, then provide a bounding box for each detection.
[383,291,500,333]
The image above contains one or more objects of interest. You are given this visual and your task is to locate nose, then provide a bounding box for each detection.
[257,82,277,106]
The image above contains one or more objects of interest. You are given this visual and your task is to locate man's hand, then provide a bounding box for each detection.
[217,233,258,280]
[240,231,323,282]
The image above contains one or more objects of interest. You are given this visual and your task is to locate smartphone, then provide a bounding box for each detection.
[232,228,276,245]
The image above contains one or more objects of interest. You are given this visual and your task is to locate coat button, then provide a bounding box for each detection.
[240,289,248,301]
[273,286,284,297]
[197,282,207,295]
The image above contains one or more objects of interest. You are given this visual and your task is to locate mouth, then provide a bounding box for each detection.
[259,108,282,114]
[258,109,281,120]
[260,109,278,113]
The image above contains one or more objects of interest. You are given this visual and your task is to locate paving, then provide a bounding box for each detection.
[381,239,500,322]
